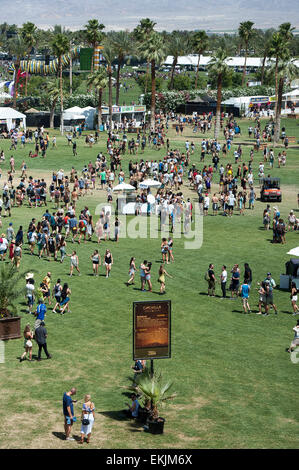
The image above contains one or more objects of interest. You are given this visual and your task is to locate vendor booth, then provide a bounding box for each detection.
[63,106,86,132]
[280,249,299,290]
[0,107,26,133]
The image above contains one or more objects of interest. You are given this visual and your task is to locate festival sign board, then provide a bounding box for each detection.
[133,300,171,360]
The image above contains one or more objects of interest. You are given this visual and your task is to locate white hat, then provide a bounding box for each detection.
[25,272,34,280]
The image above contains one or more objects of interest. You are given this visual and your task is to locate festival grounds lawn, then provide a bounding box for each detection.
[0,117,299,449]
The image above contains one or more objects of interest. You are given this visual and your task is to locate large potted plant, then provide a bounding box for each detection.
[0,264,26,340]
[130,369,176,434]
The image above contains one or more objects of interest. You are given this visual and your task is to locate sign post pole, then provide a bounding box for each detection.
[150,359,154,379]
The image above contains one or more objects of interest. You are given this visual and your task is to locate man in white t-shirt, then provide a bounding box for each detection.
[26,280,35,314]
[220,265,228,298]
[203,194,210,216]
[227,192,236,217]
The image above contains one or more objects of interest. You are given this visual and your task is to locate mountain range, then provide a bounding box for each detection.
[1,0,298,31]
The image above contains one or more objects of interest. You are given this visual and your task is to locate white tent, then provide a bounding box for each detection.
[287,247,299,257]
[139,179,161,189]
[113,182,136,192]
[0,107,26,131]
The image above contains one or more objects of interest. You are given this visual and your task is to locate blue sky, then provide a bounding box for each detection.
[1,0,299,31]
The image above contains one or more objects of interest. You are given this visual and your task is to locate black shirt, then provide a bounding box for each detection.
[35,326,47,345]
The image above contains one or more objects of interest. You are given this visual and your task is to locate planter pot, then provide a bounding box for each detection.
[148,417,165,434]
[0,316,21,340]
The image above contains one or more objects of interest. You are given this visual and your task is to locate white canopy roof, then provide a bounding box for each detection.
[287,247,299,257]
[282,88,299,98]
[64,106,84,113]
[164,55,299,68]
[0,107,26,119]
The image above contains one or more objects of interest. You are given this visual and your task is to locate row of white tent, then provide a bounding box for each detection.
[164,55,299,69]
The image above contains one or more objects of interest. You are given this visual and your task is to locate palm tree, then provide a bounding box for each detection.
[273,59,298,143]
[7,35,27,109]
[133,18,156,96]
[87,68,108,129]
[102,42,116,131]
[238,21,255,86]
[84,19,105,72]
[255,29,275,85]
[192,30,209,89]
[47,79,60,128]
[207,50,231,140]
[51,33,70,134]
[138,31,167,129]
[21,22,37,96]
[129,369,176,420]
[269,31,290,119]
[111,31,133,105]
[168,32,190,90]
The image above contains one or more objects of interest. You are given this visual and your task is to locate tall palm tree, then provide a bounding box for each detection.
[7,35,27,109]
[111,30,133,105]
[84,19,105,72]
[102,42,116,131]
[51,33,70,134]
[47,79,60,128]
[269,31,290,119]
[87,68,108,130]
[192,31,209,89]
[255,29,275,85]
[273,59,298,143]
[138,31,167,129]
[238,21,255,86]
[21,22,37,96]
[168,32,190,90]
[133,18,156,96]
[207,50,231,140]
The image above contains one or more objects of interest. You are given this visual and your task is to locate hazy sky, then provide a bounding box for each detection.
[1,0,299,31]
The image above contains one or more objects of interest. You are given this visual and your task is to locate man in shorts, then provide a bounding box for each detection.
[63,387,77,441]
[240,280,251,313]
[287,320,299,353]
[264,280,278,315]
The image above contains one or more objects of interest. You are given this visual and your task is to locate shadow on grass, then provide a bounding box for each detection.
[98,410,129,422]
[52,431,66,441]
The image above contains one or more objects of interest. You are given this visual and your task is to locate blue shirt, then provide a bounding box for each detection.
[36,303,47,320]
[63,392,74,416]
[241,284,249,298]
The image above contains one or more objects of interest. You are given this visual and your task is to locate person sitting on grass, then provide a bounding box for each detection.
[125,393,140,419]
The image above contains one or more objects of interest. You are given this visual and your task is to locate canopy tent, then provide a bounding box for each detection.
[25,107,41,113]
[113,183,136,192]
[139,179,161,189]
[0,107,26,131]
[287,247,299,257]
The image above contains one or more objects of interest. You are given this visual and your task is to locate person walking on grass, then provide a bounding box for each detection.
[240,280,251,314]
[20,324,33,362]
[104,249,113,278]
[52,279,62,312]
[67,251,80,276]
[91,250,101,276]
[140,260,147,291]
[168,237,174,262]
[35,321,52,361]
[127,257,136,285]
[59,283,72,315]
[161,238,169,264]
[63,387,77,441]
[80,395,95,444]
[291,282,299,315]
[158,264,172,295]
[144,262,152,292]
[220,265,227,298]
[287,320,299,353]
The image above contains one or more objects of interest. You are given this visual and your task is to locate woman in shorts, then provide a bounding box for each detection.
[161,238,169,264]
[104,249,113,278]
[144,262,152,292]
[20,324,33,362]
[127,257,136,285]
[291,282,299,315]
[68,251,80,276]
[52,279,62,313]
[91,250,101,276]
[158,264,172,295]
[59,283,72,314]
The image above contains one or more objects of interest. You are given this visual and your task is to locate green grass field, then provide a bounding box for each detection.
[0,117,299,449]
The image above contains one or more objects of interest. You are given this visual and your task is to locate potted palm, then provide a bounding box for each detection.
[0,264,26,340]
[129,369,176,434]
